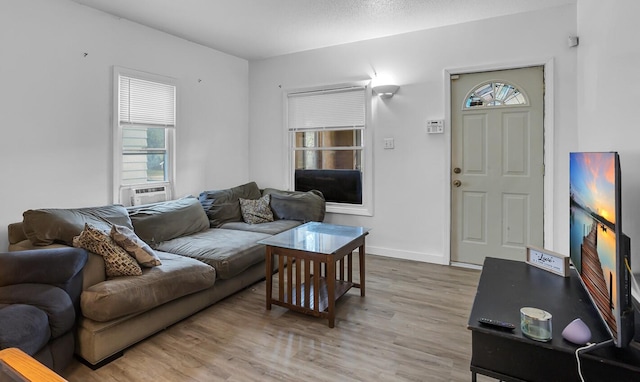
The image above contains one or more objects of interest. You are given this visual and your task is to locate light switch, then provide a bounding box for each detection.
[383,137,395,149]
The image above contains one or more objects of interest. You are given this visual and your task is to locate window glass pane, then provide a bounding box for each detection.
[294,129,362,148]
[464,81,527,108]
[146,128,166,149]
[122,127,166,150]
[122,152,167,185]
[504,92,526,105]
[294,149,361,170]
[476,83,493,100]
[121,126,167,185]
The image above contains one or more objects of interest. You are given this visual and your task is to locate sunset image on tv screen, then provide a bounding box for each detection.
[569,152,618,336]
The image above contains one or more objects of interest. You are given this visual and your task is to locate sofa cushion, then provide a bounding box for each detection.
[81,252,216,322]
[263,188,326,222]
[73,224,142,278]
[0,304,50,355]
[239,194,274,224]
[22,205,133,246]
[0,284,75,339]
[156,229,270,280]
[128,197,210,246]
[221,220,302,235]
[110,225,162,267]
[199,182,262,227]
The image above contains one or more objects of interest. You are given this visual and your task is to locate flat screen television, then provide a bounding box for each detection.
[569,151,634,348]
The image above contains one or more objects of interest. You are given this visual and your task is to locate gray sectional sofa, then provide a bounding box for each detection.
[7,182,325,368]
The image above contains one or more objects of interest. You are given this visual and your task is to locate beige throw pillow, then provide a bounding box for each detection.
[73,224,142,277]
[239,194,274,224]
[110,225,162,267]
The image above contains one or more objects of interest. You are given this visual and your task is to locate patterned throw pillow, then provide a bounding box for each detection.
[73,224,142,277]
[110,225,162,267]
[239,194,274,224]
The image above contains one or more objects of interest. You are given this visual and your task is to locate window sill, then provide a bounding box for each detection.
[326,203,373,217]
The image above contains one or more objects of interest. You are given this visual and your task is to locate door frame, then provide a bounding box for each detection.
[444,59,555,265]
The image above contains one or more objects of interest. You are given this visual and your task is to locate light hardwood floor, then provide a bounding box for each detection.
[64,255,484,382]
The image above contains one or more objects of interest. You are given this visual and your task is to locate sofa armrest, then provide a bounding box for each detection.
[0,248,87,288]
[8,222,27,244]
[0,284,75,339]
[0,248,88,321]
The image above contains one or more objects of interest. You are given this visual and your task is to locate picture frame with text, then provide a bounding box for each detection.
[526,246,570,277]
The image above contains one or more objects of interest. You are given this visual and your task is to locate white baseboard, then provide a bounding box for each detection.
[362,245,448,265]
[450,261,483,270]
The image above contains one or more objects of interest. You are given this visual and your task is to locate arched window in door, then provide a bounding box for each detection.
[464,81,528,108]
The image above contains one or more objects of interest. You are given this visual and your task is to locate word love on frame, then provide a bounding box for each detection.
[526,246,570,277]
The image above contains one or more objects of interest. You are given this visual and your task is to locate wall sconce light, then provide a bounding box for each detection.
[372,84,399,99]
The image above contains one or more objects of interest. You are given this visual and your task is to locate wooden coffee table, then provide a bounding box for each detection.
[0,348,67,381]
[259,222,370,327]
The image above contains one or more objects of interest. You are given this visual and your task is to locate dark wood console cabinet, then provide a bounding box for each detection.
[468,257,640,381]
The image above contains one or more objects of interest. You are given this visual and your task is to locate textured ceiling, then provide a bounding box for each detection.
[70,0,575,60]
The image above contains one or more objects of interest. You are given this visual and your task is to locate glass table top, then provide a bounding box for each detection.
[257,222,370,255]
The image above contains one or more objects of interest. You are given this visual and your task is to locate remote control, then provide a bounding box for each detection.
[478,317,516,330]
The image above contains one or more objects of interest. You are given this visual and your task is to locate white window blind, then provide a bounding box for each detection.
[119,76,176,127]
[288,87,365,131]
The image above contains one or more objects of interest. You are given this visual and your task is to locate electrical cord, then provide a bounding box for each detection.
[573,259,635,381]
[624,258,640,312]
[575,343,595,382]
[575,339,614,382]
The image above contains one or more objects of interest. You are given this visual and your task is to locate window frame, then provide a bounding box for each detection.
[284,81,373,216]
[112,66,177,204]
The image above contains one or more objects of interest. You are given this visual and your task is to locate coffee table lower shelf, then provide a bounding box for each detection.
[270,277,355,317]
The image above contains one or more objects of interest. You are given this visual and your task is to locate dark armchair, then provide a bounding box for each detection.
[0,247,87,374]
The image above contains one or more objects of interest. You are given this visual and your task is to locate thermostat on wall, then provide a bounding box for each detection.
[427,120,444,134]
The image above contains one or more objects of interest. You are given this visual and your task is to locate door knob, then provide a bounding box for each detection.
[453,180,462,187]
[453,167,461,174]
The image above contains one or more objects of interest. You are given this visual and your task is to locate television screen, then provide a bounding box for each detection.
[569,152,633,347]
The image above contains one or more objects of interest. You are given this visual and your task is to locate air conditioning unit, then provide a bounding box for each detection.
[131,185,169,206]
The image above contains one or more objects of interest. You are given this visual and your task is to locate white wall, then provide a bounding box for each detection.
[577,0,640,271]
[249,4,578,264]
[0,0,249,250]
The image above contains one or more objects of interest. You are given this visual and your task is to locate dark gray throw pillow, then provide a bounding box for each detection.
[263,188,326,222]
[199,182,262,227]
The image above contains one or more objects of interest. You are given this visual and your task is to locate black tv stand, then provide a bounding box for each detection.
[468,258,640,382]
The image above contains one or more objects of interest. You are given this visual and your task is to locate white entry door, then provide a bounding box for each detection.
[451,67,544,265]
